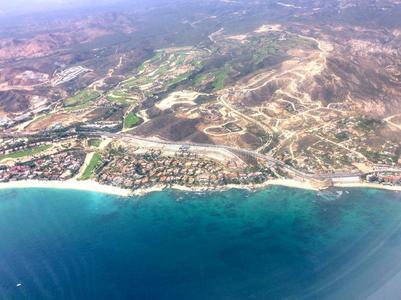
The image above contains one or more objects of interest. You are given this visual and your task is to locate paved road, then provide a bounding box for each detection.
[96,132,401,181]
[2,130,400,181]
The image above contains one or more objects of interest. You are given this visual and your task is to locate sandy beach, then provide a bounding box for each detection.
[0,179,399,199]
[333,182,401,192]
[0,180,132,197]
[0,179,318,198]
[262,179,322,191]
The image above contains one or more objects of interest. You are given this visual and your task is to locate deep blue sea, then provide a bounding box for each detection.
[1,187,401,299]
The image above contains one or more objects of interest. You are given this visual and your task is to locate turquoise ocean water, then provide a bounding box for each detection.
[1,187,401,299]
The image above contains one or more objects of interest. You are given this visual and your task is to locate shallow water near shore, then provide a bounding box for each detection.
[1,187,401,299]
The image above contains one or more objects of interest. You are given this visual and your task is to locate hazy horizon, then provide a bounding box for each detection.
[0,0,128,15]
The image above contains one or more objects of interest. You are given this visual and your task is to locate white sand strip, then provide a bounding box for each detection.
[333,182,401,192]
[0,180,131,197]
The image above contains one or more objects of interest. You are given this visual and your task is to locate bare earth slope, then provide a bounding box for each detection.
[0,0,400,176]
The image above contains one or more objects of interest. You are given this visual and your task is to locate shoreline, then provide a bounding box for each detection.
[0,180,132,197]
[130,178,321,196]
[125,180,401,196]
[333,182,401,192]
[0,178,323,197]
[0,179,399,198]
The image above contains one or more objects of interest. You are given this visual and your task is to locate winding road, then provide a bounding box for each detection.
[1,129,399,184]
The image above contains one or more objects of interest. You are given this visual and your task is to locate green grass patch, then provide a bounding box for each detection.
[124,112,140,129]
[79,153,102,180]
[191,60,203,68]
[155,65,170,76]
[122,76,152,88]
[122,77,137,86]
[63,90,100,107]
[167,73,189,87]
[137,77,153,85]
[0,144,52,161]
[88,139,101,147]
[112,90,130,98]
[176,53,186,65]
[149,51,164,64]
[107,96,129,106]
[63,101,93,112]
[252,42,278,64]
[137,63,145,73]
[194,73,209,85]
[33,113,51,122]
[107,90,131,105]
[212,70,227,90]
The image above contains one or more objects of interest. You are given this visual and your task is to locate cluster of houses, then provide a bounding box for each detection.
[96,148,273,190]
[0,151,85,182]
[366,172,401,186]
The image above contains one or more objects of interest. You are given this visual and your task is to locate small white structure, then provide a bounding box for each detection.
[332,176,361,183]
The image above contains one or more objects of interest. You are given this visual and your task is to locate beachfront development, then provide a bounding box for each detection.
[0,129,399,195]
[0,1,400,195]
